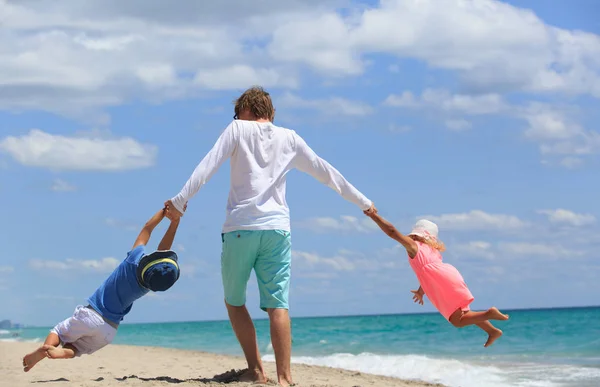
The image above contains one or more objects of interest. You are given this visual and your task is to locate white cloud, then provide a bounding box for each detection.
[445,119,472,131]
[517,100,600,165]
[0,129,157,171]
[423,210,528,231]
[538,209,596,227]
[297,215,378,234]
[498,242,578,258]
[2,0,597,123]
[29,257,120,273]
[558,157,584,169]
[279,92,373,117]
[34,295,76,302]
[385,89,506,115]
[453,241,495,260]
[105,218,139,231]
[50,178,77,192]
[388,124,411,133]
[293,250,357,272]
[353,0,600,97]
[0,266,14,273]
[194,65,297,90]
[0,0,339,121]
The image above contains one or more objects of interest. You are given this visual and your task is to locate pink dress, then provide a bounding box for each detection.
[408,241,474,320]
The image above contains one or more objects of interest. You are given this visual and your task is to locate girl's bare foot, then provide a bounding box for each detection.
[22,347,48,372]
[487,307,509,321]
[238,368,268,384]
[484,328,503,347]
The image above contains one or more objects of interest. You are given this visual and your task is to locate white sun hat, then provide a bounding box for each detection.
[408,219,439,240]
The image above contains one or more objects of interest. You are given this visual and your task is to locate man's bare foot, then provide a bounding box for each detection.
[487,307,509,321]
[22,347,48,372]
[238,368,268,384]
[277,379,294,387]
[484,328,503,347]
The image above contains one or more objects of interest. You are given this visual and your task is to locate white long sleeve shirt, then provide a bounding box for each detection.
[170,120,372,233]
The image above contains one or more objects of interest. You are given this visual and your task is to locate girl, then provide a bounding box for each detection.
[364,207,509,347]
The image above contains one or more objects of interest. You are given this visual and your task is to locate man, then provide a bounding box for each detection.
[165,86,373,386]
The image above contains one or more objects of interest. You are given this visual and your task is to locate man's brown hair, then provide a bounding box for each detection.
[234,86,275,121]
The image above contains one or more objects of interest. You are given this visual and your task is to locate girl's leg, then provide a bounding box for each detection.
[475,321,503,348]
[449,307,509,328]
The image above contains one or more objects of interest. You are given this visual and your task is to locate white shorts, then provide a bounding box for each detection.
[51,305,117,356]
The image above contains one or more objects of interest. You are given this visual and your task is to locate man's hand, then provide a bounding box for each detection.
[411,289,424,305]
[164,200,186,221]
[363,203,377,217]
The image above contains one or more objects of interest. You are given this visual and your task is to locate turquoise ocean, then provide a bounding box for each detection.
[2,307,599,387]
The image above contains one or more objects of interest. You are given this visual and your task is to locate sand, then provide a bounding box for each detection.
[1,342,444,387]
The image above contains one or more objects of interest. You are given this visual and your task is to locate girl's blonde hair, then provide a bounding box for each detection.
[411,235,446,252]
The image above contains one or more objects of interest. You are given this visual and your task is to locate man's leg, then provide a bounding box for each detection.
[267,308,292,385]
[220,231,267,383]
[255,230,293,386]
[226,303,267,383]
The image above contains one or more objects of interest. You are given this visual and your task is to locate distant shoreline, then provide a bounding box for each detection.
[12,304,600,329]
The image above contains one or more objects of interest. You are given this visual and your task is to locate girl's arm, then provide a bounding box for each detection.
[416,285,424,295]
[365,210,418,258]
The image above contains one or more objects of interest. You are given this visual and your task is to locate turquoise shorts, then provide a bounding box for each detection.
[221,229,292,311]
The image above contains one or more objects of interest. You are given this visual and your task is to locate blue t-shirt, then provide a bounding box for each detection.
[87,245,150,324]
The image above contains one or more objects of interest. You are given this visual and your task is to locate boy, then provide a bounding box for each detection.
[22,205,185,371]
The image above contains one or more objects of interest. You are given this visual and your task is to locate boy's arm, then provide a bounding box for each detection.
[132,208,167,250]
[157,216,181,251]
[365,210,418,258]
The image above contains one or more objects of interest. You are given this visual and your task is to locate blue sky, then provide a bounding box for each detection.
[1,0,599,327]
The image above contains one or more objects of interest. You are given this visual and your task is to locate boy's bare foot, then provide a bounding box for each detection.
[484,328,503,347]
[44,345,72,359]
[238,368,268,384]
[22,347,48,372]
[487,307,509,321]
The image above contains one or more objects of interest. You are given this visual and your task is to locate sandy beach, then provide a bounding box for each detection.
[1,342,443,387]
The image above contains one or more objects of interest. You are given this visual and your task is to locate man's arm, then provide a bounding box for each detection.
[168,123,238,216]
[365,210,418,258]
[132,208,167,250]
[157,214,181,251]
[292,133,373,211]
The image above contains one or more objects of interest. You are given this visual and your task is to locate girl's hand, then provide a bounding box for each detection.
[411,289,424,305]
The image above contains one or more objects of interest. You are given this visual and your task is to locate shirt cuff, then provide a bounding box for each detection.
[360,199,373,211]
[170,196,186,215]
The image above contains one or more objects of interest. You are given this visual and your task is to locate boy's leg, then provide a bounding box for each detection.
[22,332,61,372]
[44,344,76,359]
[254,230,293,387]
[475,321,503,347]
[220,231,266,383]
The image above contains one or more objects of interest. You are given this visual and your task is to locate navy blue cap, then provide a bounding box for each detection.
[138,250,180,292]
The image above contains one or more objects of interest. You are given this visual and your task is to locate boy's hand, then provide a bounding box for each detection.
[164,200,187,221]
[411,289,424,305]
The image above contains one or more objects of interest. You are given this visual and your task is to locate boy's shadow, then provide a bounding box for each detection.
[32,369,248,385]
[114,369,246,384]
